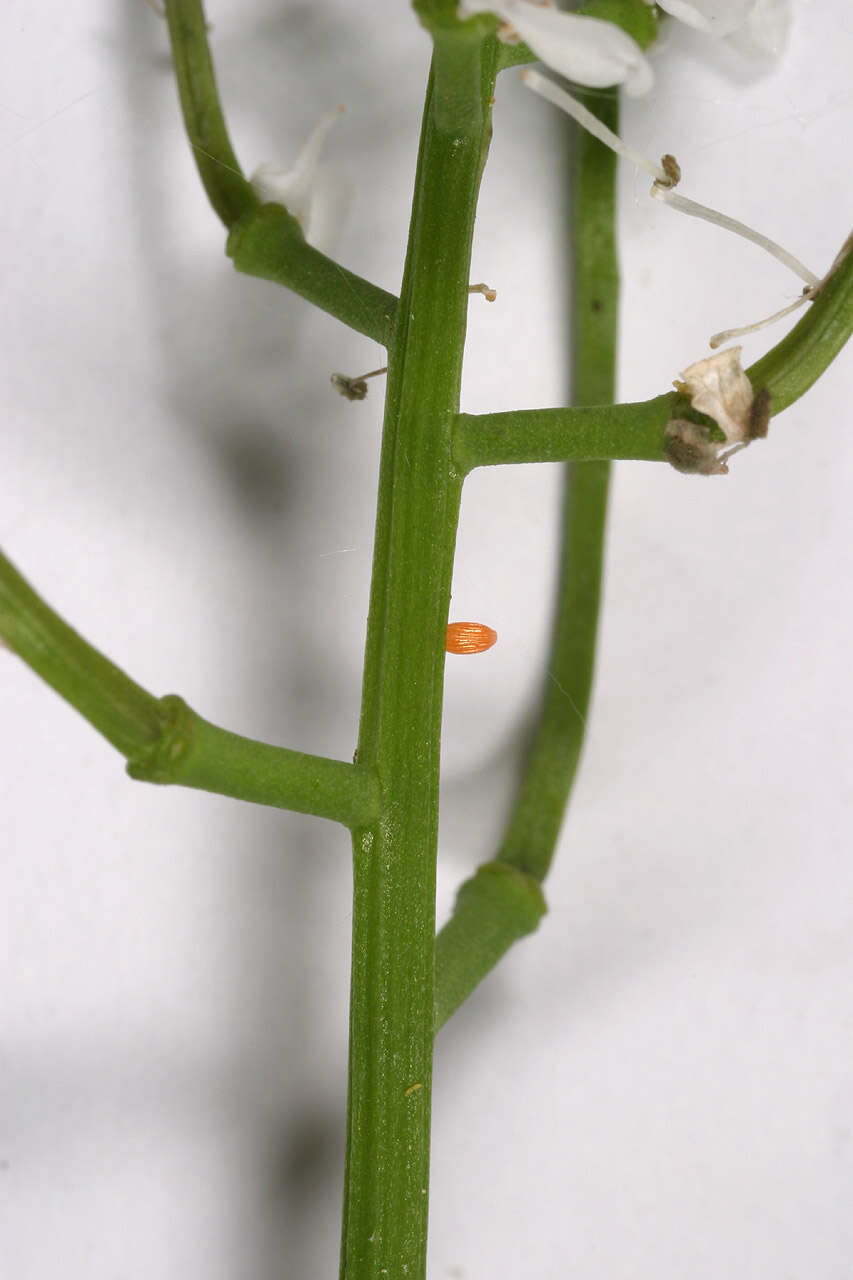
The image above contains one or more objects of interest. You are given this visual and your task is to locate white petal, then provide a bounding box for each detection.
[458,0,654,96]
[301,166,352,255]
[250,107,348,251]
[250,161,311,223]
[656,0,757,36]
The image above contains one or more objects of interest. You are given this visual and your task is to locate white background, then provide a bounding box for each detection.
[2,2,852,1277]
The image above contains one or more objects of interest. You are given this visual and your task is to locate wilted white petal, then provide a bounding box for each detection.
[458,0,654,96]
[676,346,754,444]
[250,106,351,252]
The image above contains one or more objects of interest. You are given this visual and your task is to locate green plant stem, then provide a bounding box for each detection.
[0,548,377,828]
[434,860,547,1031]
[0,547,163,758]
[496,456,611,876]
[453,229,853,471]
[498,90,618,876]
[129,696,381,827]
[227,206,398,347]
[435,89,620,1025]
[340,31,496,1280]
[452,393,672,470]
[164,0,398,344]
[163,0,258,228]
[747,230,853,413]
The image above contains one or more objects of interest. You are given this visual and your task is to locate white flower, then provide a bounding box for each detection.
[655,0,757,36]
[457,0,655,96]
[457,0,790,99]
[655,0,790,54]
[250,106,351,253]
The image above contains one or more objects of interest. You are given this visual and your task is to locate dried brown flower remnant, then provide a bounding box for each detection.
[666,347,771,474]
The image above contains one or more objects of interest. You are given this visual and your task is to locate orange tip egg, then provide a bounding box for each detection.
[445,621,498,655]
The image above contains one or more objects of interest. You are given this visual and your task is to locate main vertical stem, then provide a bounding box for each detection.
[340,32,497,1280]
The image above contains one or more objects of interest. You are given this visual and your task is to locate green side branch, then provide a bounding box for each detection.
[452,230,853,471]
[226,206,397,347]
[0,547,163,760]
[433,460,612,1027]
[129,697,381,827]
[435,128,852,1027]
[163,0,258,228]
[435,88,621,1028]
[452,392,672,470]
[495,463,611,878]
[747,230,853,414]
[0,548,378,829]
[163,0,398,345]
[434,862,546,1031]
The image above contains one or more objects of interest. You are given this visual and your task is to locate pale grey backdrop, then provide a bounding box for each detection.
[2,2,852,1277]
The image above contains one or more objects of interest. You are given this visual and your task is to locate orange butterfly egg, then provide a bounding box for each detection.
[445,621,498,655]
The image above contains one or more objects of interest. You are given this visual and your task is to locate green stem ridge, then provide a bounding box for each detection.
[340,31,497,1280]
[434,90,620,1020]
[226,205,398,347]
[0,548,376,828]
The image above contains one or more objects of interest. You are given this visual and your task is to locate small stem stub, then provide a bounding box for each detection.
[468,282,497,302]
[330,366,388,401]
